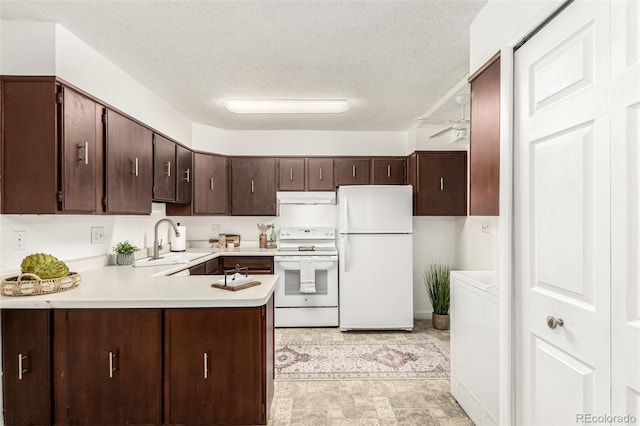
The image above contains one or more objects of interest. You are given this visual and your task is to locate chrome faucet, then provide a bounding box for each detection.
[153,218,181,259]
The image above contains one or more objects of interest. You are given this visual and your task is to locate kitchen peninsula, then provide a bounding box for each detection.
[0,251,277,426]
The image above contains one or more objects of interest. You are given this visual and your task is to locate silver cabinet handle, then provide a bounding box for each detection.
[251,179,255,193]
[204,352,209,379]
[319,168,324,181]
[165,161,171,177]
[210,178,214,191]
[440,177,444,191]
[290,168,293,181]
[546,316,564,329]
[132,158,139,176]
[184,168,190,182]
[18,353,27,380]
[109,351,117,378]
[77,142,89,165]
[352,165,356,178]
[387,165,391,178]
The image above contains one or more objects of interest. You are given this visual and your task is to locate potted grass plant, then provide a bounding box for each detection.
[113,241,139,265]
[424,262,451,330]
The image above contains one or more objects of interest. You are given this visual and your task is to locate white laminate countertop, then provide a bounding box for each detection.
[0,249,279,310]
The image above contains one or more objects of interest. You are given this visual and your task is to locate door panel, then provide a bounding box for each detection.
[153,134,176,202]
[176,144,193,204]
[338,234,413,330]
[611,0,640,420]
[514,1,611,424]
[62,87,97,212]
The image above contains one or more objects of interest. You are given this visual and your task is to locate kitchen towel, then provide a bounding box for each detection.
[299,258,316,293]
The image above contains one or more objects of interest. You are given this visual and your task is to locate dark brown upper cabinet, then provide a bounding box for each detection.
[409,151,467,216]
[153,134,176,202]
[469,52,501,216]
[166,152,227,216]
[278,158,305,191]
[175,145,193,204]
[1,79,101,214]
[229,157,277,216]
[334,158,371,186]
[306,158,334,191]
[371,157,406,185]
[104,110,153,214]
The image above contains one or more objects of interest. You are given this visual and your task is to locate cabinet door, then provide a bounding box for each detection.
[469,54,500,216]
[61,87,98,212]
[176,145,193,204]
[58,309,162,425]
[278,158,305,191]
[334,158,371,186]
[153,134,176,202]
[230,157,277,216]
[2,310,51,426]
[306,158,334,191]
[189,262,206,275]
[166,307,266,425]
[2,80,58,213]
[193,153,228,215]
[415,152,467,216]
[204,258,220,274]
[105,110,153,214]
[371,157,405,185]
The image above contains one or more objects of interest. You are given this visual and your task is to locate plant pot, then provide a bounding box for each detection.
[116,253,135,265]
[432,313,450,330]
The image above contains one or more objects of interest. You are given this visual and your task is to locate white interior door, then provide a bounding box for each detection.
[611,0,640,420]
[514,1,611,424]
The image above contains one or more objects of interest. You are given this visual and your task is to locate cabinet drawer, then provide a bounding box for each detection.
[221,256,273,274]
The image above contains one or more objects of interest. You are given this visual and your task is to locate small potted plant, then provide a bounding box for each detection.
[113,241,139,265]
[424,262,451,330]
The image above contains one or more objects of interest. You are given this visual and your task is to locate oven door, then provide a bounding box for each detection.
[274,255,338,307]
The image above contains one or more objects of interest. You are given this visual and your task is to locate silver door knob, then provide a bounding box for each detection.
[546,316,564,329]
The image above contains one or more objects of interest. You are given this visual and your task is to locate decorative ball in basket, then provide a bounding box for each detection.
[2,253,81,297]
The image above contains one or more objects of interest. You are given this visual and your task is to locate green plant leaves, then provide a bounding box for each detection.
[424,262,451,315]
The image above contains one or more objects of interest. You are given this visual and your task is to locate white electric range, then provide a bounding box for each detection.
[273,227,338,327]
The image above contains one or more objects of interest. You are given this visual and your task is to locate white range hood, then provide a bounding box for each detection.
[277,191,336,205]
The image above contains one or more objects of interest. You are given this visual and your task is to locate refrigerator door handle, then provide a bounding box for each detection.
[342,235,349,272]
[342,197,349,234]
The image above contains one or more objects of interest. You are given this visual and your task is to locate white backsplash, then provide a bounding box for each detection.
[0,202,494,319]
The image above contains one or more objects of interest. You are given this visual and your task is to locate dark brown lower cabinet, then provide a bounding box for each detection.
[3,302,274,425]
[1,310,51,426]
[53,309,162,425]
[165,297,274,425]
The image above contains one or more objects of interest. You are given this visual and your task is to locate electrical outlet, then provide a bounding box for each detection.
[91,227,105,244]
[13,231,26,250]
[211,224,221,235]
[481,221,491,233]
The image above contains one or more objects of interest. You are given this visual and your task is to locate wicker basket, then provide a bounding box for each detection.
[1,272,81,297]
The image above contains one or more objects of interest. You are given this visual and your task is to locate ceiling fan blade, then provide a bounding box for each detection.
[428,126,453,138]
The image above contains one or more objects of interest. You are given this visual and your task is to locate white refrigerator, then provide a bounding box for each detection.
[337,185,413,331]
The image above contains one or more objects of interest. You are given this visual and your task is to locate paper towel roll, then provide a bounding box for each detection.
[170,225,187,251]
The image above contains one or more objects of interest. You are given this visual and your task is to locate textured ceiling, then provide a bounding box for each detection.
[0,0,487,131]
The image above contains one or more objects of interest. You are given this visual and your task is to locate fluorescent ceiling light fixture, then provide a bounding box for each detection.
[223,99,349,114]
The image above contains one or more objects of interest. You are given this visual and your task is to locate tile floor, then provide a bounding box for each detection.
[270,319,473,425]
